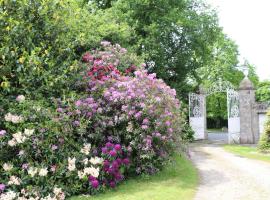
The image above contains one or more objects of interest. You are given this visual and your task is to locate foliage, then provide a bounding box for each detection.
[259,111,270,152]
[0,44,184,198]
[0,0,132,97]
[256,81,270,102]
[193,35,259,126]
[87,0,230,97]
[71,154,198,200]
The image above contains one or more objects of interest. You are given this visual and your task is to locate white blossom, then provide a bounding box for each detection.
[80,143,91,155]
[53,187,63,195]
[0,191,18,200]
[3,163,13,171]
[12,132,27,144]
[78,170,85,179]
[24,129,34,136]
[89,157,104,165]
[4,113,24,124]
[8,138,17,147]
[16,95,25,103]
[28,167,38,177]
[8,176,21,185]
[39,168,48,176]
[126,122,133,132]
[83,167,99,178]
[68,157,76,171]
[82,158,89,165]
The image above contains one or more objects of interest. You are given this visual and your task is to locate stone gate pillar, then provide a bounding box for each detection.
[238,78,256,144]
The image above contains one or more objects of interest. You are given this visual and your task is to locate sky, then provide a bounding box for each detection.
[206,0,270,81]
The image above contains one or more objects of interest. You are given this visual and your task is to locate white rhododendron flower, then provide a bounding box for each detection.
[12,132,27,144]
[53,187,62,195]
[24,129,34,136]
[4,113,24,124]
[126,121,133,132]
[80,143,91,155]
[4,113,13,121]
[8,176,21,185]
[82,158,89,165]
[41,195,58,200]
[16,95,25,103]
[78,170,85,179]
[17,197,28,200]
[39,168,48,176]
[0,191,18,200]
[90,157,104,165]
[28,167,38,177]
[8,138,17,147]
[68,157,76,171]
[3,163,13,171]
[83,167,99,178]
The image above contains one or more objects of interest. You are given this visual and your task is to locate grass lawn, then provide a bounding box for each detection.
[224,145,270,163]
[70,154,198,200]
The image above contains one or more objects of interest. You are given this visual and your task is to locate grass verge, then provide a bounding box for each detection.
[70,154,198,200]
[224,145,270,163]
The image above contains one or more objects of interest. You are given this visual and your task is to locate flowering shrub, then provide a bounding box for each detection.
[0,42,183,199]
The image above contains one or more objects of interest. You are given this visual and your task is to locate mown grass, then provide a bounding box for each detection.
[70,154,198,200]
[224,145,270,163]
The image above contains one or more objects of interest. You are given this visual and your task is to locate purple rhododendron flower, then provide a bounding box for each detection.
[0,130,6,137]
[22,163,29,170]
[51,145,58,151]
[56,108,64,113]
[106,142,114,148]
[142,118,149,125]
[88,176,96,181]
[141,125,148,130]
[91,179,99,189]
[51,165,57,172]
[0,183,5,192]
[165,121,171,126]
[102,147,108,154]
[73,121,80,126]
[112,160,119,169]
[109,181,116,188]
[122,158,130,165]
[114,144,121,151]
[109,150,117,157]
[116,158,122,165]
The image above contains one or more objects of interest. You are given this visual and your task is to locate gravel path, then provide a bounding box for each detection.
[190,143,270,200]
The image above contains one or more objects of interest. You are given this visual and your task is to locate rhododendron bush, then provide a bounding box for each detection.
[0,42,184,199]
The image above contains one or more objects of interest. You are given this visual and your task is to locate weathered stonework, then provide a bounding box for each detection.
[238,78,269,144]
[239,78,256,143]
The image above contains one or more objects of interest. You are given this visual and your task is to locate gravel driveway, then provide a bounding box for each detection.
[190,143,270,200]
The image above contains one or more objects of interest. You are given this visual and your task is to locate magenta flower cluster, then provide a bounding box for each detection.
[88,142,130,190]
[66,68,182,175]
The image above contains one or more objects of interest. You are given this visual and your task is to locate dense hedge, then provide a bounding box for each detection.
[0,0,132,97]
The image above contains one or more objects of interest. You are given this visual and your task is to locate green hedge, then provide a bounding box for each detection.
[0,0,132,97]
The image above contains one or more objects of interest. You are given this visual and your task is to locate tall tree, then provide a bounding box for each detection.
[86,0,226,97]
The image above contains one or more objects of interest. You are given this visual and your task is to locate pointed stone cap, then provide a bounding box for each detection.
[239,78,254,90]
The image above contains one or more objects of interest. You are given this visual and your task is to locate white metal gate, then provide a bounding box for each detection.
[189,93,206,140]
[189,80,240,143]
[227,89,240,144]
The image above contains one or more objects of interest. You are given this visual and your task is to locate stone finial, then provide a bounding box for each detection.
[239,78,254,90]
